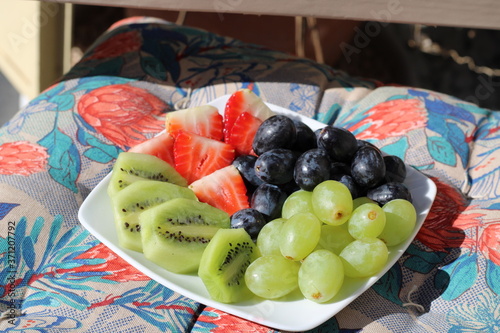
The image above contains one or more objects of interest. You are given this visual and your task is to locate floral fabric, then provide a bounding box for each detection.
[0,17,499,332]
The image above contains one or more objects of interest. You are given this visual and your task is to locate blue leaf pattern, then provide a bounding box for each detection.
[425,98,476,126]
[141,55,168,80]
[313,103,341,124]
[372,264,403,305]
[446,122,469,168]
[446,289,500,332]
[408,89,430,98]
[70,76,135,93]
[485,259,500,294]
[439,253,478,301]
[380,137,409,160]
[427,136,457,166]
[0,203,19,220]
[22,237,35,269]
[404,244,448,274]
[38,127,81,193]
[50,93,75,111]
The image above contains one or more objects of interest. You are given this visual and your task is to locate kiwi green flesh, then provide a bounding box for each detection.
[111,180,197,253]
[140,198,230,274]
[107,172,145,197]
[198,228,260,303]
[115,213,143,252]
[107,152,188,196]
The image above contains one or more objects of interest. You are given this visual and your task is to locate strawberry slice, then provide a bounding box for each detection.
[223,89,275,142]
[128,132,175,166]
[174,130,235,184]
[166,105,223,141]
[227,112,262,156]
[189,165,250,215]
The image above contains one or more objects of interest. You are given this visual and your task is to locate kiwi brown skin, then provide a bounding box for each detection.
[140,198,231,274]
[198,228,261,303]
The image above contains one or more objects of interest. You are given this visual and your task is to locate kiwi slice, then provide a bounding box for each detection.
[198,228,261,303]
[140,198,230,274]
[107,152,187,197]
[111,180,197,252]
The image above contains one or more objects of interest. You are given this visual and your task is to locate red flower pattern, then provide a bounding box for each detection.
[87,30,142,60]
[417,177,484,252]
[78,84,166,149]
[348,99,428,140]
[0,141,48,176]
[479,223,500,266]
[57,243,150,282]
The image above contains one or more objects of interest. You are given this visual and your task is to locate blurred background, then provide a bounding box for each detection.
[1,3,499,126]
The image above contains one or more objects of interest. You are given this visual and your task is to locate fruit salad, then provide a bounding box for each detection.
[107,88,417,305]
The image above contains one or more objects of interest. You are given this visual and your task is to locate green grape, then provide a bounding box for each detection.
[245,255,300,299]
[347,203,386,240]
[352,196,376,210]
[282,190,313,219]
[298,249,344,303]
[318,224,354,255]
[340,238,388,278]
[312,180,353,226]
[379,199,417,246]
[256,218,285,256]
[279,212,321,261]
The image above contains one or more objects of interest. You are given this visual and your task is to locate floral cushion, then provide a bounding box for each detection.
[0,17,498,332]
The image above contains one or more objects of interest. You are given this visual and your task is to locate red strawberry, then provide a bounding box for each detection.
[128,132,175,166]
[166,105,223,141]
[189,165,250,215]
[223,89,275,142]
[227,112,262,156]
[174,130,235,184]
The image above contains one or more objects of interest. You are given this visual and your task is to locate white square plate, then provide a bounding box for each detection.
[78,94,437,332]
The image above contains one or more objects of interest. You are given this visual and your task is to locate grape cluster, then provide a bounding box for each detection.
[230,114,412,239]
[228,114,419,303]
[248,183,417,303]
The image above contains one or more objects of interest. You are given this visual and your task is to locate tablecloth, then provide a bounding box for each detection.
[0,16,499,332]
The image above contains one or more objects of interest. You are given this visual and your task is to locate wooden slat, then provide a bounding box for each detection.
[46,0,500,30]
